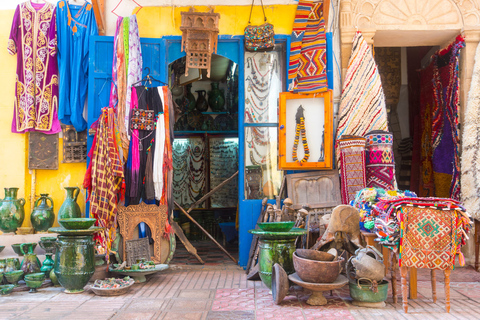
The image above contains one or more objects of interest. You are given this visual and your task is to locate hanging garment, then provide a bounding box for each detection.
[461,41,480,220]
[336,32,388,162]
[288,0,327,93]
[431,36,464,200]
[365,130,396,190]
[8,1,61,134]
[56,0,97,132]
[338,135,366,204]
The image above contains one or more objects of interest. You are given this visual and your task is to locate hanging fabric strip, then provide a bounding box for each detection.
[154,87,166,201]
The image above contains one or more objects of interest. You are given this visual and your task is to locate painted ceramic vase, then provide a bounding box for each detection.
[20,247,41,276]
[41,254,54,278]
[31,194,55,232]
[208,82,225,112]
[54,235,95,293]
[195,90,209,112]
[57,187,81,223]
[0,188,25,233]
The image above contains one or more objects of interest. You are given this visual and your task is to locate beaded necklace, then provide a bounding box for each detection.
[292,105,310,163]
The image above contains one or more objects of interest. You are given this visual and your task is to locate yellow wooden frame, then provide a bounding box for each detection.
[278,90,333,170]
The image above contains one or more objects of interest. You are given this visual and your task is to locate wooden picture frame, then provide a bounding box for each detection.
[278,91,333,170]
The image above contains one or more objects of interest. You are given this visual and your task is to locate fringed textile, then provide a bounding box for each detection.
[338,135,366,204]
[461,41,480,220]
[336,32,388,162]
[365,130,396,190]
[431,35,464,200]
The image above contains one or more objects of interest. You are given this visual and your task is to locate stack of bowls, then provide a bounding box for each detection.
[24,272,45,293]
[293,249,343,283]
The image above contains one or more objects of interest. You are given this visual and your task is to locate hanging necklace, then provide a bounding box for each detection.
[292,105,310,163]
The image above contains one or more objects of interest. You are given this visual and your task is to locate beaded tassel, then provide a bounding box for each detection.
[292,105,310,163]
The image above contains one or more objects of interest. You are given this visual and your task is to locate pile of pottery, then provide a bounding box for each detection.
[91,277,135,296]
[346,246,388,307]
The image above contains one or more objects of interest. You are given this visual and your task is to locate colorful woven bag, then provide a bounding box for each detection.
[244,0,275,52]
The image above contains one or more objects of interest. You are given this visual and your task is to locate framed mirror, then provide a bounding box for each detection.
[278,91,333,170]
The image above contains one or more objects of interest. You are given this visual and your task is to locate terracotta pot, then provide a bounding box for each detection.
[293,252,343,283]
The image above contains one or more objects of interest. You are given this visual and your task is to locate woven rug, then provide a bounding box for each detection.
[399,205,461,270]
[365,130,396,190]
[294,2,327,93]
[431,36,464,200]
[338,135,366,204]
[461,41,480,220]
[336,32,388,162]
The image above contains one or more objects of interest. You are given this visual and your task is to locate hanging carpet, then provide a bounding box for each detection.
[336,32,388,162]
[461,41,480,219]
[338,135,366,204]
[365,130,396,190]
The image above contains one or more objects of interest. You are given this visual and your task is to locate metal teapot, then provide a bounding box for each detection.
[347,245,385,282]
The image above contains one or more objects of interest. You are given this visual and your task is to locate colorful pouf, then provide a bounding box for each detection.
[365,131,396,190]
[338,135,366,204]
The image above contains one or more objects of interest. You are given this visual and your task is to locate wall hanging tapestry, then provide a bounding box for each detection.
[431,36,464,200]
[8,1,61,134]
[57,0,98,132]
[180,8,220,78]
[336,32,388,162]
[244,0,275,52]
[365,130,396,190]
[338,135,366,204]
[461,41,480,220]
[288,0,327,93]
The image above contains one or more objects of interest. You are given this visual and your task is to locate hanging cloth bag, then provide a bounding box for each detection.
[244,0,275,52]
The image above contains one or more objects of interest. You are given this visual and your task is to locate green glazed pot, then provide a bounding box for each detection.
[54,235,94,293]
[5,258,18,272]
[258,239,296,289]
[49,268,59,286]
[31,193,55,232]
[41,254,54,278]
[57,187,81,223]
[208,82,225,112]
[0,188,25,233]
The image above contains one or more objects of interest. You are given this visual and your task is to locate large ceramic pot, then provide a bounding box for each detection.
[54,235,95,293]
[0,188,25,233]
[184,84,196,112]
[31,194,55,232]
[195,90,209,112]
[57,187,81,223]
[208,82,225,112]
[258,239,296,289]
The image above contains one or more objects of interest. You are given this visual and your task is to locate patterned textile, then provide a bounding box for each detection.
[336,32,388,162]
[338,135,366,204]
[365,131,396,190]
[293,2,327,93]
[397,137,413,190]
[399,205,467,270]
[431,36,464,200]
[86,108,123,261]
[461,41,480,220]
[8,1,61,134]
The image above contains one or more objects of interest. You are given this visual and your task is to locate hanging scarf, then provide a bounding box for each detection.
[154,87,166,201]
[162,86,174,205]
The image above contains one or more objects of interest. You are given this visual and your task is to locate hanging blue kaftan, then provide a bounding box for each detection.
[56,0,98,132]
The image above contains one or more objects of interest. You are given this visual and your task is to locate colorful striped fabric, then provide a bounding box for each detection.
[336,32,388,161]
[294,2,327,93]
[338,135,366,204]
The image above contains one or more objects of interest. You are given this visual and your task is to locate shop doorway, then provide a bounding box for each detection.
[168,54,240,264]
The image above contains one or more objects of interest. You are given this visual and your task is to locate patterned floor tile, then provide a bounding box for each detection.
[206,311,255,320]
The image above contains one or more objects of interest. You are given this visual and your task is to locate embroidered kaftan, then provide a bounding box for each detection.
[56,0,98,132]
[8,1,61,134]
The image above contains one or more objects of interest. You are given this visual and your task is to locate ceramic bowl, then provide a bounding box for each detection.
[257,222,295,232]
[4,270,24,285]
[24,272,46,281]
[59,218,97,230]
[12,243,37,256]
[0,246,5,254]
[293,252,343,283]
[0,284,15,295]
[25,278,44,292]
[40,237,57,242]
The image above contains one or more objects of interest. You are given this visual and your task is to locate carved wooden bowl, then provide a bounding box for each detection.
[293,252,343,283]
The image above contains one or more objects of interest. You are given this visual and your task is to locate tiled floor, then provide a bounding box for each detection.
[2,261,480,319]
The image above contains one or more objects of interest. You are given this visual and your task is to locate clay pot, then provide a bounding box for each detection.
[293,252,343,283]
[0,188,25,233]
[31,194,55,232]
[57,187,81,222]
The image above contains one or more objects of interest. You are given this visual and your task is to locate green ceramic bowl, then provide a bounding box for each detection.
[0,246,5,253]
[24,272,45,281]
[40,237,57,242]
[25,278,44,291]
[257,221,295,232]
[59,218,97,230]
[4,270,24,285]
[12,243,37,256]
[0,284,15,295]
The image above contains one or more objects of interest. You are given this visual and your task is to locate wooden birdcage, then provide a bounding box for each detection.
[180,8,220,77]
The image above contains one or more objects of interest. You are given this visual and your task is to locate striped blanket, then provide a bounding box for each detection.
[338,135,366,204]
[336,32,388,161]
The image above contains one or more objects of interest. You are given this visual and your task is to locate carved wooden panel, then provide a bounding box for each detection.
[286,170,341,210]
[62,125,87,163]
[117,203,168,264]
[28,132,58,170]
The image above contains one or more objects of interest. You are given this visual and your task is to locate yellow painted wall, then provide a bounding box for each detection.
[136,5,296,38]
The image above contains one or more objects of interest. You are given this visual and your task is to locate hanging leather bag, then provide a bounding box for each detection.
[244,0,275,52]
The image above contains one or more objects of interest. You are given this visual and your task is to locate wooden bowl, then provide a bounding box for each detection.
[293,252,343,283]
[295,249,335,262]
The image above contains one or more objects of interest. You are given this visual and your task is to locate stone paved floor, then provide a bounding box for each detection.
[2,264,480,320]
